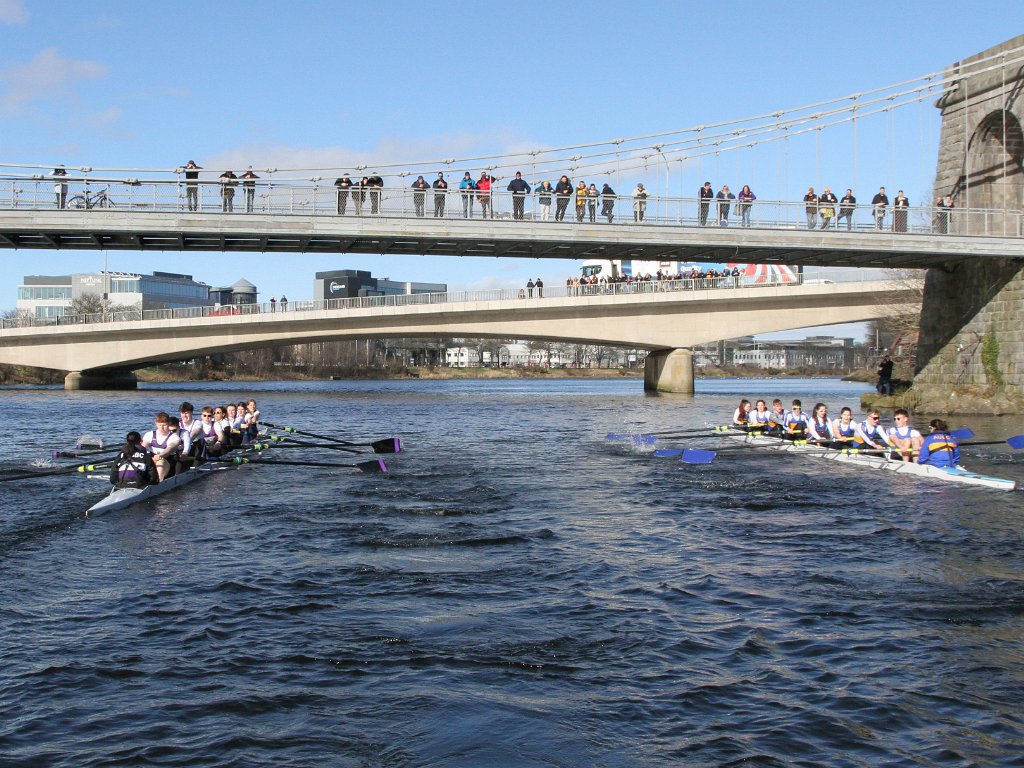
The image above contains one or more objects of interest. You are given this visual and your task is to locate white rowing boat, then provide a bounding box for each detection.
[719,428,1017,491]
[86,442,266,515]
[86,463,230,515]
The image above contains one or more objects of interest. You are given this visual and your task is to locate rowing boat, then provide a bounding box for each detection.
[86,441,266,515]
[86,463,233,515]
[719,428,1017,491]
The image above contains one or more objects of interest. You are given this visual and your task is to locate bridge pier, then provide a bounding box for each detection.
[64,370,138,391]
[644,349,694,394]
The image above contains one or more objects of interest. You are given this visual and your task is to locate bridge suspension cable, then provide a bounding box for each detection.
[3,45,1024,181]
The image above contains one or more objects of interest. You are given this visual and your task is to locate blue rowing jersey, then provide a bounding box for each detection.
[918,432,960,467]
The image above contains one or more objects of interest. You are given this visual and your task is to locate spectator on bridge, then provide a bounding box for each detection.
[716,185,734,225]
[459,172,477,218]
[280,295,288,311]
[554,176,573,221]
[576,181,588,222]
[601,183,616,223]
[537,180,554,221]
[535,278,544,297]
[699,181,714,225]
[432,172,448,217]
[803,187,818,230]
[219,170,238,212]
[52,166,68,209]
[893,191,909,233]
[633,183,649,222]
[838,189,856,230]
[871,187,889,230]
[183,160,201,211]
[737,185,756,227]
[334,174,352,215]
[411,175,429,217]
[352,177,368,216]
[507,171,531,220]
[270,296,277,312]
[477,173,493,218]
[936,194,954,234]
[818,187,837,230]
[241,169,259,213]
[587,184,599,222]
[526,278,535,298]
[367,175,384,214]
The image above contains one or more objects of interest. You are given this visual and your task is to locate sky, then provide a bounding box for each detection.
[2,1,1022,341]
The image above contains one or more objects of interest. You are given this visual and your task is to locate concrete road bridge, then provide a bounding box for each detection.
[0,276,914,391]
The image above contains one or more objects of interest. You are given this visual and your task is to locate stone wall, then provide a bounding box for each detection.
[911,36,1024,413]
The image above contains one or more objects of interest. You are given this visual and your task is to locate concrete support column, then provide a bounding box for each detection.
[644,348,694,394]
[65,370,138,391]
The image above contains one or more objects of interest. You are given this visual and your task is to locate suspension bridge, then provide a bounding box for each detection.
[0,35,1023,401]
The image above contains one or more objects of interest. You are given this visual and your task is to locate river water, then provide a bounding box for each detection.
[1,377,1023,767]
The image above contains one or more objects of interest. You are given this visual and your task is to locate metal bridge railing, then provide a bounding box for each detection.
[0,269,883,330]
[1,176,1022,238]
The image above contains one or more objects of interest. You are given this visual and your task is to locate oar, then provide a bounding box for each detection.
[52,445,114,460]
[260,422,401,453]
[604,425,736,441]
[0,459,116,483]
[222,456,388,474]
[665,433,1024,463]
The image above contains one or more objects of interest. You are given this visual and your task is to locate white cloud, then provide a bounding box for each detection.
[0,47,108,114]
[0,0,27,25]
[198,130,550,180]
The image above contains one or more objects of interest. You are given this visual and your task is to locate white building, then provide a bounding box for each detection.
[16,271,220,320]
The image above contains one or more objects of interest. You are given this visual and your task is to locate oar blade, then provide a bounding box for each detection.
[631,435,657,445]
[951,428,975,440]
[681,449,717,464]
[356,459,388,474]
[652,449,683,458]
[371,437,401,454]
[1006,435,1024,450]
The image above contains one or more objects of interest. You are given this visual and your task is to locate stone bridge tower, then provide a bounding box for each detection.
[912,35,1024,412]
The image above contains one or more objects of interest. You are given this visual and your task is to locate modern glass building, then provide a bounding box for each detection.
[15,271,254,319]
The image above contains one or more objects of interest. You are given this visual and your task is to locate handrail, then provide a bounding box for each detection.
[1,270,894,330]
[0,175,1019,238]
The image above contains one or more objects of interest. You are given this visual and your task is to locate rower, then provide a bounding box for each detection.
[765,399,786,436]
[806,402,833,445]
[179,401,206,465]
[782,399,811,441]
[109,431,158,489]
[853,409,894,452]
[917,419,961,468]
[245,398,261,439]
[888,408,923,463]
[197,405,227,457]
[829,406,858,448]
[232,401,249,444]
[141,412,181,482]
[732,399,752,428]
[171,415,194,475]
[748,399,772,432]
[223,404,242,448]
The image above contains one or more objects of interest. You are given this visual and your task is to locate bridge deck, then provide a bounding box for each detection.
[1,209,1022,270]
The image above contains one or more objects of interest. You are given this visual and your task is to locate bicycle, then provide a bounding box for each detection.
[67,187,115,209]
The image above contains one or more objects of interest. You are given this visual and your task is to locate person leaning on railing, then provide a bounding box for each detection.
[335,174,352,214]
[411,175,429,217]
[507,171,531,220]
[838,188,856,230]
[736,185,755,227]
